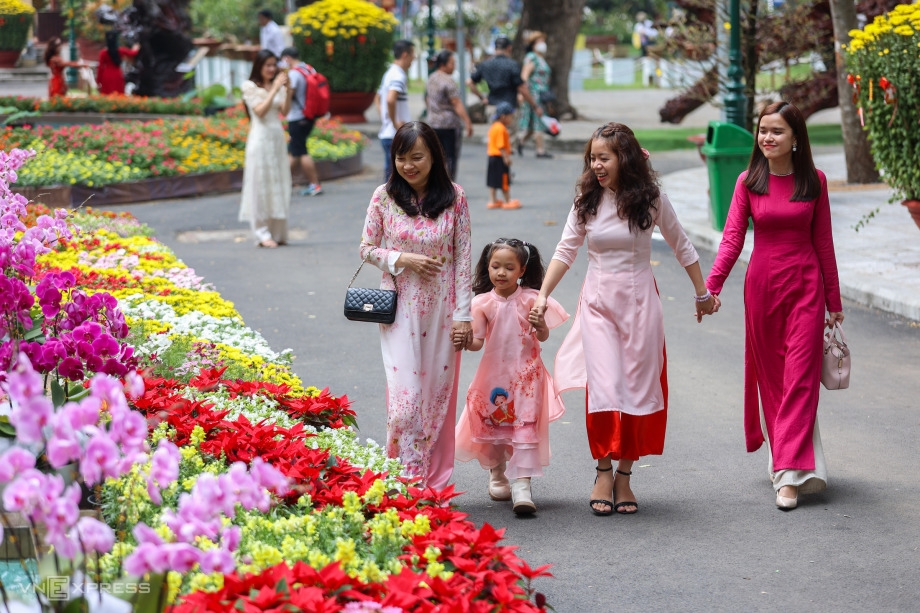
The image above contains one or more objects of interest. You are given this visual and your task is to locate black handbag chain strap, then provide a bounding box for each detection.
[348,251,395,289]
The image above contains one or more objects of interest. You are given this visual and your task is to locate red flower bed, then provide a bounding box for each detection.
[175,522,551,613]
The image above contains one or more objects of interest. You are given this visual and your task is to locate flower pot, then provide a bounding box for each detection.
[76,36,105,62]
[0,49,21,67]
[902,199,920,231]
[328,91,376,123]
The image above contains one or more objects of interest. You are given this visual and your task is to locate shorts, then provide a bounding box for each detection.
[288,117,316,157]
[486,156,509,190]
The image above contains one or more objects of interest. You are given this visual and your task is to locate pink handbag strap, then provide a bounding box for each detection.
[825,322,847,349]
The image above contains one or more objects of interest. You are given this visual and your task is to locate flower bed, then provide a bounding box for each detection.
[0,114,366,192]
[0,94,209,116]
[0,150,551,612]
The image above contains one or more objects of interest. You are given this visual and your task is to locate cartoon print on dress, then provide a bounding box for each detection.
[488,387,517,426]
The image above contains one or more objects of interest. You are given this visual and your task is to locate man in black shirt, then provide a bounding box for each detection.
[468,36,542,144]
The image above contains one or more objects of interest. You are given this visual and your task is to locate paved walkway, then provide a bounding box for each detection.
[379,85,917,322]
[2,73,916,321]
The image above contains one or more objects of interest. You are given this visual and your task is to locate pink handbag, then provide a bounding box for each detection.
[821,322,850,390]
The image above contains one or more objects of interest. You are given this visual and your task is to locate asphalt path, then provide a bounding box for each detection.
[124,141,920,612]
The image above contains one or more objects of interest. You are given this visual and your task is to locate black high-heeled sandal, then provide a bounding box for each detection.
[590,466,614,516]
[613,469,638,514]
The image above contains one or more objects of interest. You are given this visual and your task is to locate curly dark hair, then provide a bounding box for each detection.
[472,238,546,295]
[574,122,659,233]
[386,121,456,219]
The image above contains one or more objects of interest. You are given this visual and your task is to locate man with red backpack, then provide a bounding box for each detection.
[281,47,328,196]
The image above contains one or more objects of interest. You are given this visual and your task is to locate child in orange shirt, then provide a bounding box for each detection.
[486,102,521,209]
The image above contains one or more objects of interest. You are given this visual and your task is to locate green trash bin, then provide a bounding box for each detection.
[700,121,754,231]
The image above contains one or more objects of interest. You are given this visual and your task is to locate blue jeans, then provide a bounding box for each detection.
[381,138,393,183]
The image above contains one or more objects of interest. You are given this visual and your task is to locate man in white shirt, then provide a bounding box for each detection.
[258,9,285,57]
[376,39,415,183]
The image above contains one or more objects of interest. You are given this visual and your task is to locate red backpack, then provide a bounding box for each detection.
[292,64,330,120]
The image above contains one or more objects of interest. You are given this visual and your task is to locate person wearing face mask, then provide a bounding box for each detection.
[517,31,554,159]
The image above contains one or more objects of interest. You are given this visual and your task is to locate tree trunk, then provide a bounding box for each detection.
[829,0,879,183]
[517,0,587,119]
[742,0,759,130]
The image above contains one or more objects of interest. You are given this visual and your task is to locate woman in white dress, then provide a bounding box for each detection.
[239,50,292,248]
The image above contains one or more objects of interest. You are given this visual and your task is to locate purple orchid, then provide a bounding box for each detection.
[0,446,37,482]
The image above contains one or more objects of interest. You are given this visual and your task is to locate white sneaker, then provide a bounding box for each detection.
[511,478,536,515]
[488,462,511,501]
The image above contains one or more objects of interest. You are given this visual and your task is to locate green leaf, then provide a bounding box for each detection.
[0,416,16,437]
[62,597,90,613]
[23,323,46,342]
[51,379,66,408]
[66,384,91,403]
[111,572,166,613]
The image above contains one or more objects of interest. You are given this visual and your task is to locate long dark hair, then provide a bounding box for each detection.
[248,49,277,87]
[105,30,121,66]
[44,37,64,66]
[744,100,820,201]
[575,122,659,233]
[386,121,456,219]
[472,238,546,295]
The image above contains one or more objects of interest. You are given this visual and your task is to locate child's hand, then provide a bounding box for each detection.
[527,308,546,330]
[451,328,467,350]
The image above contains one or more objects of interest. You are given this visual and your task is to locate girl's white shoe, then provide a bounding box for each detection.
[776,494,798,510]
[511,478,536,515]
[488,463,511,501]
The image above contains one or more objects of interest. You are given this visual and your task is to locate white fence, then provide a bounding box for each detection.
[191,56,254,93]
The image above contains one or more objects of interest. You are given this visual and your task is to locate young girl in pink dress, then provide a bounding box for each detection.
[454,238,569,515]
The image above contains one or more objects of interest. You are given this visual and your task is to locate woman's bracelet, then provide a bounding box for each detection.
[694,290,712,303]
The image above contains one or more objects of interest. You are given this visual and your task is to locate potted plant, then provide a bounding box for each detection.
[69,0,132,60]
[414,2,485,43]
[288,0,398,122]
[845,2,920,230]
[0,0,35,67]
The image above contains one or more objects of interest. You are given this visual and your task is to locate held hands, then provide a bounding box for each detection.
[397,253,443,281]
[273,71,289,90]
[530,295,547,318]
[826,311,844,328]
[694,292,719,323]
[451,321,472,350]
[527,306,549,338]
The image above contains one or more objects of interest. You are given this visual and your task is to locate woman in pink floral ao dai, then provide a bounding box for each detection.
[360,122,473,490]
[455,239,568,515]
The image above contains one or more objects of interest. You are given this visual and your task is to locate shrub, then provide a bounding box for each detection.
[0,0,35,51]
[845,2,920,201]
[288,0,398,93]
[189,0,286,44]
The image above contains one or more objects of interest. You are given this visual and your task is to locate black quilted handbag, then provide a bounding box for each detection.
[344,254,397,324]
